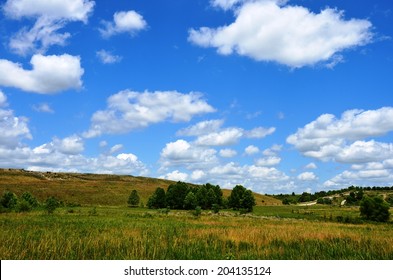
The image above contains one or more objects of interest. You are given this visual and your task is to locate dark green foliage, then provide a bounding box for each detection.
[212,203,220,213]
[147,187,166,209]
[1,191,18,209]
[360,195,390,222]
[385,194,393,206]
[317,198,332,205]
[21,192,39,208]
[228,185,246,210]
[228,185,256,212]
[240,190,256,212]
[128,190,140,207]
[184,192,197,210]
[166,182,189,209]
[16,199,32,212]
[45,196,60,214]
[193,206,202,217]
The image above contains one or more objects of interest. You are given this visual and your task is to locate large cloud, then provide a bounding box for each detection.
[287,107,393,162]
[3,0,95,55]
[84,90,215,138]
[0,54,84,94]
[189,0,372,68]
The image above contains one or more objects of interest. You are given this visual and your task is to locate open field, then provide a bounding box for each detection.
[1,206,393,260]
[1,169,392,260]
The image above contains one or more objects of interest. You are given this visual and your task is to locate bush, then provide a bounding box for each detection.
[128,190,140,207]
[21,192,38,208]
[360,195,390,222]
[193,206,202,217]
[212,203,220,214]
[16,199,32,212]
[1,191,18,209]
[45,197,60,214]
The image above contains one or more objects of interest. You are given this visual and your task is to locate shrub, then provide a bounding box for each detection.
[45,197,60,214]
[1,191,18,209]
[16,199,32,212]
[360,195,390,222]
[212,203,220,214]
[21,192,38,208]
[193,206,202,217]
[128,190,140,207]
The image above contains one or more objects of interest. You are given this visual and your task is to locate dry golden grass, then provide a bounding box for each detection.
[0,168,280,206]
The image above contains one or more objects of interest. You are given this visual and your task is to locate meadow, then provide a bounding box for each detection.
[1,169,392,260]
[1,205,392,260]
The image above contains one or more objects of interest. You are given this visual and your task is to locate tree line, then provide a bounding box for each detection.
[129,182,256,213]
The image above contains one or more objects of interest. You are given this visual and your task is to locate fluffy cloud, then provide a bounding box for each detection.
[287,107,393,163]
[84,90,215,138]
[0,104,31,149]
[297,172,318,181]
[219,149,237,158]
[177,119,224,136]
[256,156,281,167]
[4,0,95,55]
[245,145,259,155]
[210,0,242,10]
[100,10,147,38]
[3,0,95,21]
[96,50,122,64]
[161,170,189,182]
[160,139,218,169]
[0,54,84,94]
[189,0,372,68]
[196,127,244,146]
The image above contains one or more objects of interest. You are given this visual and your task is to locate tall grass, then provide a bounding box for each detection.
[1,207,392,260]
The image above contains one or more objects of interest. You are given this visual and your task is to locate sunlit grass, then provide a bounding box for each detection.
[1,206,392,260]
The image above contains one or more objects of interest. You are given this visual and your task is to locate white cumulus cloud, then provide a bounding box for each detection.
[189,0,372,68]
[100,10,147,38]
[4,0,95,55]
[219,148,237,158]
[84,90,215,138]
[287,107,393,163]
[297,172,318,181]
[0,54,84,94]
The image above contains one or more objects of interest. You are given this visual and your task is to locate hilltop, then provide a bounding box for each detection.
[0,168,280,206]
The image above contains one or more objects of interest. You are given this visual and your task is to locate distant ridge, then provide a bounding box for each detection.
[0,168,281,206]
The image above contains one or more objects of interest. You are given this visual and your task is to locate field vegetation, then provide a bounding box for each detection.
[0,169,392,260]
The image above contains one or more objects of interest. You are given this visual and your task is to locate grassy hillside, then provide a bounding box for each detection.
[0,169,280,206]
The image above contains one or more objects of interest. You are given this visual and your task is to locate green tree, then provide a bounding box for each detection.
[360,195,390,222]
[240,190,256,212]
[21,192,39,208]
[1,191,18,209]
[147,187,166,209]
[128,190,140,207]
[228,185,246,210]
[166,182,189,209]
[45,196,60,214]
[184,192,197,210]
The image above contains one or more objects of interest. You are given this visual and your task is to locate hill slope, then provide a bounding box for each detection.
[0,169,280,206]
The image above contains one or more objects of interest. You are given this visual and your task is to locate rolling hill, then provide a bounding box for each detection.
[0,168,281,206]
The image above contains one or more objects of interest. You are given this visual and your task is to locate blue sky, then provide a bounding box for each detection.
[0,0,392,194]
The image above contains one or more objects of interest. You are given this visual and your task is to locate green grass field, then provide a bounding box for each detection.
[1,169,392,260]
[1,205,392,260]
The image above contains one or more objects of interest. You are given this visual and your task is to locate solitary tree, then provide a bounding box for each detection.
[45,196,60,214]
[228,185,246,210]
[240,190,256,213]
[128,190,140,207]
[360,195,390,222]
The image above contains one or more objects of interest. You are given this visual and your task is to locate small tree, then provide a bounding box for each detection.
[45,197,59,214]
[240,190,256,213]
[360,195,390,222]
[128,190,140,207]
[228,185,246,210]
[1,191,18,209]
[21,192,39,208]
